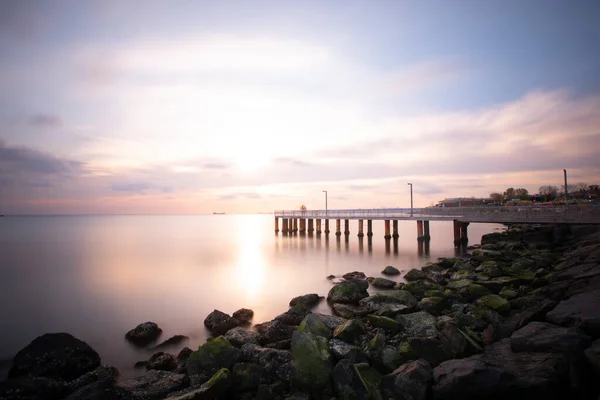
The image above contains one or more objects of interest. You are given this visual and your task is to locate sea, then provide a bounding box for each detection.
[0,214,503,380]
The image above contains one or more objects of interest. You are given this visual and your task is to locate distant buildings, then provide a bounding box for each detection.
[436,197,492,207]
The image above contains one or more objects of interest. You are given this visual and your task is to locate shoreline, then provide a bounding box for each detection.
[1,223,599,399]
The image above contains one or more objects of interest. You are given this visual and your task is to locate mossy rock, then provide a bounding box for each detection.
[299,314,331,339]
[366,315,401,333]
[450,270,476,281]
[438,257,460,268]
[170,368,231,400]
[509,258,536,275]
[426,290,445,298]
[359,290,417,312]
[461,284,491,301]
[475,261,502,277]
[499,288,518,300]
[446,279,472,290]
[476,294,510,316]
[232,363,263,392]
[353,363,381,397]
[369,277,396,289]
[291,330,332,392]
[395,311,437,337]
[187,336,240,376]
[327,280,369,304]
[371,346,402,374]
[333,319,367,344]
[403,280,439,297]
[471,249,503,261]
[404,268,425,281]
[418,297,445,315]
[398,341,415,362]
[368,332,386,351]
[382,266,401,275]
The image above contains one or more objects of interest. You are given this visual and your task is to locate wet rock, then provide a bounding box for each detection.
[499,299,557,339]
[438,320,482,358]
[461,284,491,301]
[233,308,254,325]
[371,346,403,374]
[224,327,259,347]
[298,314,331,339]
[585,339,600,378]
[8,332,101,381]
[403,280,440,298]
[369,277,397,289]
[67,365,120,393]
[255,320,296,345]
[476,294,510,316]
[380,359,432,400]
[327,280,369,304]
[274,306,309,326]
[264,339,292,350]
[395,312,437,338]
[546,289,600,338]
[187,336,240,377]
[329,339,367,363]
[146,352,178,372]
[204,310,237,336]
[0,377,69,400]
[290,330,332,393]
[232,362,264,392]
[289,294,322,309]
[256,381,286,400]
[177,347,193,362]
[125,322,163,347]
[343,271,366,280]
[509,321,591,354]
[406,338,450,368]
[240,344,292,383]
[359,290,418,313]
[446,279,473,290]
[404,268,426,281]
[168,368,230,400]
[418,297,446,316]
[117,370,189,399]
[382,266,401,275]
[312,313,347,331]
[326,274,336,280]
[332,360,381,400]
[65,382,134,400]
[151,335,189,350]
[333,319,367,344]
[332,303,369,319]
[366,315,401,333]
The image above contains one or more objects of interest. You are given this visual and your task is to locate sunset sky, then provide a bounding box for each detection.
[1,0,599,214]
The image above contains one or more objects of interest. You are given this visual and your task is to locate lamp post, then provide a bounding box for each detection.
[407,183,413,217]
[322,190,328,218]
[563,169,568,200]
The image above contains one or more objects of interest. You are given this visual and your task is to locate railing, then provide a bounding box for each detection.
[273,205,600,224]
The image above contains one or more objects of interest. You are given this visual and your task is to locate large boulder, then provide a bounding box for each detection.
[232,363,264,392]
[381,359,432,400]
[125,322,162,347]
[239,344,292,383]
[187,336,240,378]
[298,314,331,339]
[224,327,259,347]
[332,360,382,400]
[274,306,309,326]
[330,338,366,363]
[0,377,69,400]
[117,370,188,399]
[404,269,426,281]
[343,271,367,281]
[371,346,403,374]
[290,330,332,393]
[204,310,237,336]
[546,289,600,338]
[332,303,369,319]
[438,320,482,358]
[327,280,369,304]
[146,352,178,372]
[168,368,230,400]
[8,333,101,381]
[367,315,402,333]
[509,321,591,354]
[395,312,437,338]
[382,266,401,275]
[359,290,417,314]
[67,365,120,393]
[152,335,189,350]
[289,293,322,309]
[333,319,367,344]
[476,294,511,316]
[369,277,397,289]
[255,320,296,345]
[232,308,254,325]
[312,313,348,331]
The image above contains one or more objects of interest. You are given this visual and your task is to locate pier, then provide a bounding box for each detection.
[274,205,600,247]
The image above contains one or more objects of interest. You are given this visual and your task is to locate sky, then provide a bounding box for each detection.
[1,0,599,214]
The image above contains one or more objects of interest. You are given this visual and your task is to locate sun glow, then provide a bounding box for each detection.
[234,216,266,299]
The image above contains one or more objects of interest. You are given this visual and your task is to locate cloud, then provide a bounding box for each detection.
[274,157,313,167]
[28,114,63,128]
[218,192,262,201]
[0,140,83,175]
[110,183,151,192]
[203,162,229,169]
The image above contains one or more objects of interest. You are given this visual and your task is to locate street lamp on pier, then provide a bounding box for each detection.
[407,183,413,217]
[322,190,328,218]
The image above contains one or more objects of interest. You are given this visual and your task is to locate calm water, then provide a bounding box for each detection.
[0,215,502,379]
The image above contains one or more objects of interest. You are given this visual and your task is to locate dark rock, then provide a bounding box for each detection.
[332,303,369,319]
[125,322,162,347]
[298,314,331,339]
[498,299,557,339]
[255,320,296,345]
[332,360,382,400]
[476,294,510,316]
[146,352,178,372]
[224,327,260,347]
[8,333,101,382]
[403,280,440,298]
[404,268,426,281]
[369,277,397,289]
[418,297,446,316]
[289,293,322,309]
[117,370,189,399]
[359,290,418,313]
[327,280,369,304]
[407,338,450,368]
[343,271,366,280]
[546,289,600,338]
[333,319,367,344]
[395,312,437,337]
[151,335,189,350]
[326,275,336,280]
[585,339,600,378]
[134,361,147,369]
[366,315,402,333]
[233,308,254,325]
[371,346,403,374]
[510,321,591,354]
[240,344,292,383]
[329,339,366,363]
[381,359,432,400]
[65,382,134,400]
[232,362,264,392]
[204,310,237,336]
[438,320,482,358]
[290,330,332,393]
[168,368,230,400]
[382,266,401,275]
[0,377,68,400]
[177,347,193,361]
[68,365,120,393]
[256,381,286,400]
[312,313,347,331]
[187,336,240,377]
[274,306,309,326]
[264,339,292,350]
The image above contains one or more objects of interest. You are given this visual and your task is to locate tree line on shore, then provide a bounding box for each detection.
[490,182,598,203]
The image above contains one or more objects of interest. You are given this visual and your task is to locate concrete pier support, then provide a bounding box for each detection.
[367,220,373,237]
[417,220,424,242]
[393,238,399,254]
[423,220,431,240]
[335,219,341,236]
[392,220,399,239]
[274,217,279,233]
[453,220,469,247]
[316,219,322,234]
[344,219,350,237]
[282,219,289,234]
[358,220,364,237]
[385,238,391,254]
[299,219,306,234]
[308,219,314,233]
[384,220,391,239]
[292,218,298,233]
[324,219,330,235]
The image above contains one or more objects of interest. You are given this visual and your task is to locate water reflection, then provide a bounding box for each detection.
[235,217,265,298]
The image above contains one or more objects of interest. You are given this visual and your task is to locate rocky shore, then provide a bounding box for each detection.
[2,224,600,399]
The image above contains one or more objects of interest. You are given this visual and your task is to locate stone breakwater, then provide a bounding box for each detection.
[2,224,600,400]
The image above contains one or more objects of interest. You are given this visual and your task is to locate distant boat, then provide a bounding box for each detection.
[213,212,225,215]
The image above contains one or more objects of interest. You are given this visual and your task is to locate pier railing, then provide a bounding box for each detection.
[274,205,600,224]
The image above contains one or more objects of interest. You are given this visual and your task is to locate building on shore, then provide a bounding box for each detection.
[436,197,493,207]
